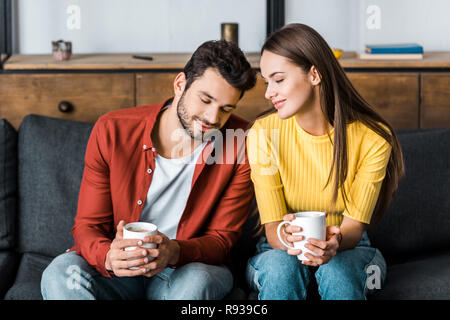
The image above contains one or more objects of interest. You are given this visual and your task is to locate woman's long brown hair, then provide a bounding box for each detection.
[261,23,404,225]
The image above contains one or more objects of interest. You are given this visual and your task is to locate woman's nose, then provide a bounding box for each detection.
[265,83,277,100]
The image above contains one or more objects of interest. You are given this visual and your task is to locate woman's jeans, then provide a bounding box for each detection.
[41,251,233,300]
[246,231,386,300]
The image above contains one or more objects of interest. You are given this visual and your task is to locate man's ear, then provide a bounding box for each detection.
[309,66,322,86]
[173,72,187,97]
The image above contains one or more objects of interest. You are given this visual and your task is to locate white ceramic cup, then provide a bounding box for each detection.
[123,222,158,269]
[276,211,326,261]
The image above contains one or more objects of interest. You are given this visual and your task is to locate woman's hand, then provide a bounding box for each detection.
[302,225,341,267]
[281,213,305,256]
[281,212,342,266]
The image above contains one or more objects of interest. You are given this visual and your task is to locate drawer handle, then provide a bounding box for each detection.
[58,101,74,113]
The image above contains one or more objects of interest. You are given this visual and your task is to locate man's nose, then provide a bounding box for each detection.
[203,108,220,126]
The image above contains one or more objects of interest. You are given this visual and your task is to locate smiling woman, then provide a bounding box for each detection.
[260,50,321,121]
[246,23,405,300]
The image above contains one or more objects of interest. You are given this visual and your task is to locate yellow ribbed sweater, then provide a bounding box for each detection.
[247,113,392,226]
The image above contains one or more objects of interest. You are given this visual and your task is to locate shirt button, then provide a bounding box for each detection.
[137,200,143,205]
[151,147,156,152]
[143,145,147,150]
[147,169,152,174]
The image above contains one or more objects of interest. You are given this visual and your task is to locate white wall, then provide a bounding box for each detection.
[15,0,266,54]
[286,0,450,52]
[360,0,450,52]
[286,0,361,51]
[14,0,450,54]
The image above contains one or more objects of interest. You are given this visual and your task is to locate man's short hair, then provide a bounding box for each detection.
[183,40,257,99]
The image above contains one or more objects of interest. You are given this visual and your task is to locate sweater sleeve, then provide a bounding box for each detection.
[342,136,392,224]
[247,121,288,224]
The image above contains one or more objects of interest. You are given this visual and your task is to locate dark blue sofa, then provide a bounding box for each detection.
[0,114,449,299]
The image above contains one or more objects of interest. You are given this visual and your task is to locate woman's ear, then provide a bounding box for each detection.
[173,72,187,97]
[309,66,322,86]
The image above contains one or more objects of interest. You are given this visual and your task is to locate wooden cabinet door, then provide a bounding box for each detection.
[136,73,178,106]
[346,73,420,130]
[136,72,272,123]
[0,73,135,129]
[421,73,450,128]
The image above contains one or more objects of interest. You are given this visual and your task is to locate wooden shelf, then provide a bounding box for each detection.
[1,52,449,131]
[3,52,450,71]
[338,51,450,69]
[2,53,261,70]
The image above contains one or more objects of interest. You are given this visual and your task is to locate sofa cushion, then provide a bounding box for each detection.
[0,251,20,299]
[4,252,52,300]
[17,115,93,257]
[0,119,17,250]
[370,249,450,300]
[368,128,450,258]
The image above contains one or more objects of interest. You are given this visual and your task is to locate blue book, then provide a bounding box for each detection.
[365,43,423,54]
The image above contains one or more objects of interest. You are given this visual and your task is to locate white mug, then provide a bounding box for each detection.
[276,212,326,261]
[123,222,158,269]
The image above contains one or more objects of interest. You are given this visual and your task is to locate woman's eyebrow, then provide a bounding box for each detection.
[261,71,286,80]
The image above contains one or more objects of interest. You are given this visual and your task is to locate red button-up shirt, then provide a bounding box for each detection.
[71,100,254,277]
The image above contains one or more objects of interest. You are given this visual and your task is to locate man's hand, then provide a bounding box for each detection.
[140,232,180,278]
[105,220,152,277]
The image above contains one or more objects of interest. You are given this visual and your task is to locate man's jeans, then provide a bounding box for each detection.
[41,251,233,300]
[246,231,386,300]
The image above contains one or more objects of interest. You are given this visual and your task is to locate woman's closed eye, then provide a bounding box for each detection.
[263,79,284,85]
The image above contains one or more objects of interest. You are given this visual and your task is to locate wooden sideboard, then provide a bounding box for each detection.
[1,52,450,130]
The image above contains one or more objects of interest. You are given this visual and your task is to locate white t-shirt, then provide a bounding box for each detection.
[139,140,208,239]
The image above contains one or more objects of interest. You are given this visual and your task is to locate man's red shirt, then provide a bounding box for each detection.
[71,100,254,277]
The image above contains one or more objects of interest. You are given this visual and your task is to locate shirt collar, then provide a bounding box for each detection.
[142,97,174,152]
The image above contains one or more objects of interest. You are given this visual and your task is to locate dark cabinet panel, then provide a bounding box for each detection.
[421,73,450,128]
[347,73,420,129]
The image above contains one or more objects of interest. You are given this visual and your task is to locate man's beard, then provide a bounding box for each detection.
[176,92,216,142]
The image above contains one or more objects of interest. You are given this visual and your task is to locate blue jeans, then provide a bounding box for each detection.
[41,251,233,300]
[246,231,386,300]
